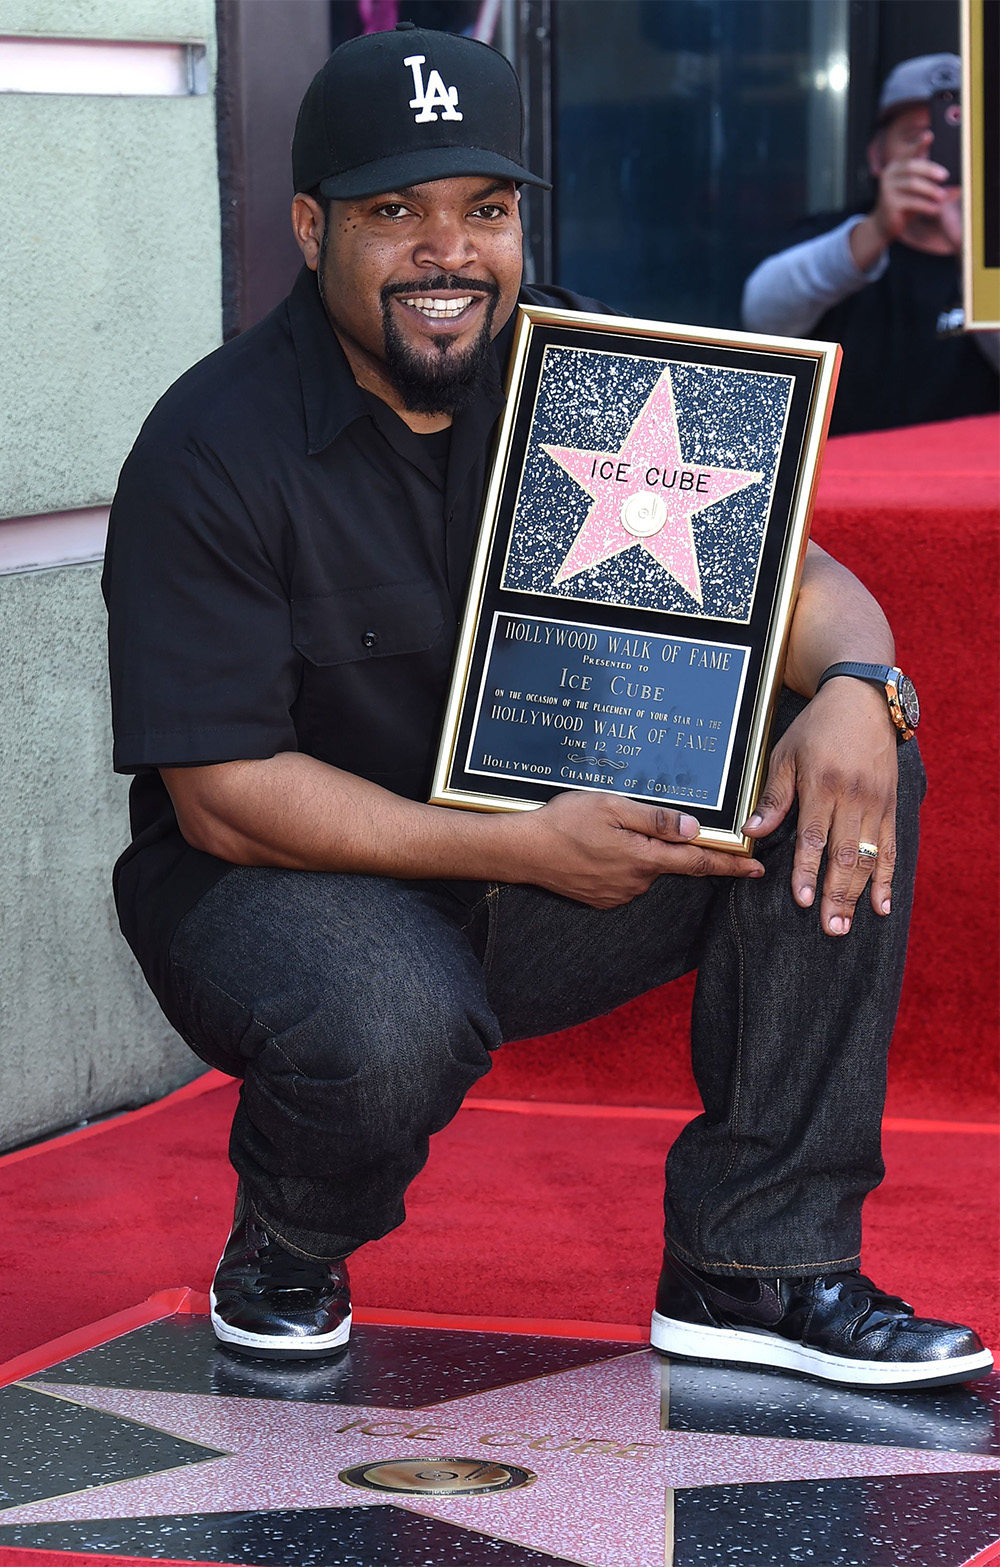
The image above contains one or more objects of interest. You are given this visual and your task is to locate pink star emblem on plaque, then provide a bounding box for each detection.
[542,366,763,606]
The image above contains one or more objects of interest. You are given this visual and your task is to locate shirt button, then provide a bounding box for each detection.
[362,630,378,649]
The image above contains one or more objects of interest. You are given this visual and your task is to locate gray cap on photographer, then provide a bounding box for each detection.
[877,53,961,124]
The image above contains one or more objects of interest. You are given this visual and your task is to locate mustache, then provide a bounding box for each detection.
[381,275,500,303]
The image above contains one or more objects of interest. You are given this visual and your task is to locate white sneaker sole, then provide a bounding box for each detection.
[210,1290,352,1359]
[650,1309,994,1389]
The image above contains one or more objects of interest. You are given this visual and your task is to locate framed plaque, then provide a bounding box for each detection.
[961,0,1000,327]
[430,307,840,851]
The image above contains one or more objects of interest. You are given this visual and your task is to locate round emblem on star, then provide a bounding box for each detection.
[621,491,667,538]
[338,1456,538,1495]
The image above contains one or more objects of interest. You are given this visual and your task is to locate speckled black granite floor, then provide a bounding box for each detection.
[28,1314,633,1408]
[0,1312,996,1566]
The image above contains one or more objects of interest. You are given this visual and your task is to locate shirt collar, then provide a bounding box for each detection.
[286,262,516,458]
[287,265,368,456]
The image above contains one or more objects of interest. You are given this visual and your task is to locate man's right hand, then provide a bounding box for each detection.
[851,130,956,269]
[871,154,952,243]
[515,791,764,909]
[163,752,763,910]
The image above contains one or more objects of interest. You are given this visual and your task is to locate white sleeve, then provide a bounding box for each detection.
[741,217,889,338]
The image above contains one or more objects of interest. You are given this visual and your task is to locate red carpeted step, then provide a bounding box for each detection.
[474,972,701,1109]
[0,1078,995,1366]
[811,417,999,1125]
[482,416,1000,1119]
[0,1555,235,1567]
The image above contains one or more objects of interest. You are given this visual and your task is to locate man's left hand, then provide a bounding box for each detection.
[743,680,898,936]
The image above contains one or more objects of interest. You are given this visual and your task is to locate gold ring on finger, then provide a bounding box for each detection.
[857,840,879,861]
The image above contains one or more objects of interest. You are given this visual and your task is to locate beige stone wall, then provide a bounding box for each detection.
[0,0,221,516]
[0,567,197,1149]
[0,0,223,1147]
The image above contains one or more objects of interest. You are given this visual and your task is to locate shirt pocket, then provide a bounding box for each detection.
[291,583,445,666]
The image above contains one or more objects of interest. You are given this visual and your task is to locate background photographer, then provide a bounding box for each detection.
[742,53,999,436]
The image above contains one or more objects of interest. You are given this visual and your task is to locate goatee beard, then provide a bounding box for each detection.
[380,276,500,416]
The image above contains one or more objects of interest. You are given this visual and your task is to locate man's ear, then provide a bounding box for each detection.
[291,194,324,272]
[867,132,886,180]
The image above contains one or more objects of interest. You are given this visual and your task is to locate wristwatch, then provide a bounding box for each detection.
[815,662,920,740]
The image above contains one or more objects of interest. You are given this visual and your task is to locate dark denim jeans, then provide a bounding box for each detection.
[167,691,925,1277]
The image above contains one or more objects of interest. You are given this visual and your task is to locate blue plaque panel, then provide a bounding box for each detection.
[467,614,749,811]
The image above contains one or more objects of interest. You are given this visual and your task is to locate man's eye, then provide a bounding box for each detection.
[472,204,506,220]
[375,203,410,219]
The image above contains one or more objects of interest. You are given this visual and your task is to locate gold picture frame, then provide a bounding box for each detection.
[961,0,1000,327]
[431,306,840,852]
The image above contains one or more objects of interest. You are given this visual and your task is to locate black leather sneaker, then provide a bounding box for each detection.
[650,1251,993,1390]
[210,1187,352,1360]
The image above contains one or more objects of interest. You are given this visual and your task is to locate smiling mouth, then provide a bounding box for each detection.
[397,294,478,320]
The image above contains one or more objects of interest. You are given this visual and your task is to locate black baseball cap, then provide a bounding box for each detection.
[292,22,550,199]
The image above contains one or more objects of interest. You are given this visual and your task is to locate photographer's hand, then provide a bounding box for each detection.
[850,129,955,268]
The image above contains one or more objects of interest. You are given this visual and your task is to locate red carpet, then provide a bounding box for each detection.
[0,1556,230,1567]
[1,1074,995,1369]
[811,415,999,1121]
[479,415,1000,1120]
[1,419,995,1389]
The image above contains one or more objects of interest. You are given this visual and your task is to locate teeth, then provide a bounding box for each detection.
[403,296,475,318]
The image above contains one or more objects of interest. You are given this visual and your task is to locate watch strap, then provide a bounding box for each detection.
[816,661,896,692]
[816,660,918,740]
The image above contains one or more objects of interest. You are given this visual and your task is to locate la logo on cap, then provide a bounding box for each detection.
[404,54,463,123]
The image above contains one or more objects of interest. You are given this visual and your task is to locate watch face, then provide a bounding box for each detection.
[897,673,920,730]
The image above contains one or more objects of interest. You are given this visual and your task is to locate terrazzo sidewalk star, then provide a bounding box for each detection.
[542,366,762,602]
[1,1317,997,1567]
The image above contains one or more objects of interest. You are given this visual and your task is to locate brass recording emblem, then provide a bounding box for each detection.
[339,1457,537,1496]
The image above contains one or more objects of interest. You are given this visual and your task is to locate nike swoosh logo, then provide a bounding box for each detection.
[699,1276,786,1327]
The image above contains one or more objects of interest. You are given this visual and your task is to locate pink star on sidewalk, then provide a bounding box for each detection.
[543,367,763,605]
[8,1353,997,1567]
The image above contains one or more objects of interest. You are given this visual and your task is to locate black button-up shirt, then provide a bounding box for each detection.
[103,265,604,1006]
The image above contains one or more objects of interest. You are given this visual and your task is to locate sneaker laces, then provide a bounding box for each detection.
[824,1270,913,1326]
[257,1243,334,1298]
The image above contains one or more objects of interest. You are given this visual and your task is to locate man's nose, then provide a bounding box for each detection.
[412,215,477,273]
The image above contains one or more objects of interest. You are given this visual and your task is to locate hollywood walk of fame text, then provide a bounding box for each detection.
[467,613,749,810]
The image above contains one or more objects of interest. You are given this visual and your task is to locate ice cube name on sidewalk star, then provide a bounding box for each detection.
[5,1351,998,1567]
